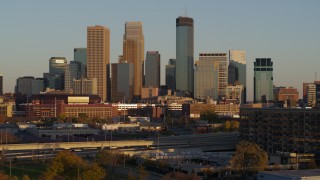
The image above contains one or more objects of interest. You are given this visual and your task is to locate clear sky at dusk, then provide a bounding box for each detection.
[1,0,320,101]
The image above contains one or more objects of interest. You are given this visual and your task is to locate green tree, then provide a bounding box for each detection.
[200,110,220,123]
[230,141,268,174]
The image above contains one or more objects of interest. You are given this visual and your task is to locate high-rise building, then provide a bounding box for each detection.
[73,78,97,95]
[15,76,44,97]
[194,53,227,100]
[254,58,273,103]
[165,59,176,91]
[307,84,316,107]
[303,82,313,104]
[87,25,110,102]
[64,61,85,92]
[176,16,194,95]
[47,57,67,91]
[49,57,67,75]
[111,62,134,103]
[145,51,160,88]
[228,50,246,103]
[0,74,3,95]
[74,48,87,65]
[123,22,144,101]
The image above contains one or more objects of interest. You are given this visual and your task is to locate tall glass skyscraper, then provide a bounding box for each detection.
[228,50,246,103]
[254,58,273,103]
[176,16,194,95]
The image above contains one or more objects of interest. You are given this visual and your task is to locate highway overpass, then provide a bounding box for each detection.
[0,132,239,152]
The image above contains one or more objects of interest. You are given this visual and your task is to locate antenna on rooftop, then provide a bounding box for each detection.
[184,4,187,17]
[315,72,317,81]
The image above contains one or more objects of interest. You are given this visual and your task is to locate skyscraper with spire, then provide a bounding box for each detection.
[123,22,144,101]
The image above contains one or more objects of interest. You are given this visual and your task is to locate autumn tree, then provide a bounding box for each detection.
[96,149,123,179]
[138,165,148,180]
[230,121,240,130]
[43,150,105,180]
[230,141,268,174]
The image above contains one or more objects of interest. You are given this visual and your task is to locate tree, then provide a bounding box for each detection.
[128,169,137,180]
[138,165,148,180]
[200,110,221,123]
[96,149,123,179]
[230,141,268,174]
[21,175,31,180]
[82,162,106,180]
[43,150,105,180]
[224,121,231,130]
[230,121,240,130]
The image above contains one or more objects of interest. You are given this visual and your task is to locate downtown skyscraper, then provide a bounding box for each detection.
[145,51,160,88]
[123,22,144,101]
[176,16,194,95]
[254,58,273,103]
[228,50,247,103]
[87,25,110,102]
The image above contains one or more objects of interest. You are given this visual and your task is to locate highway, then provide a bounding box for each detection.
[1,132,239,160]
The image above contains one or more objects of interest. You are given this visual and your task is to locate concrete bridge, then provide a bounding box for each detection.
[0,132,239,152]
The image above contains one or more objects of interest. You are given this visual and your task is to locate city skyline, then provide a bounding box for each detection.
[1,1,320,101]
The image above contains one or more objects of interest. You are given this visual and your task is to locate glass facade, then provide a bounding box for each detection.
[228,50,246,103]
[176,17,194,94]
[74,48,87,65]
[165,59,176,91]
[111,63,134,103]
[254,58,273,103]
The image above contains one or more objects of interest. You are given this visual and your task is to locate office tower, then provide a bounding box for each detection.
[15,76,44,97]
[176,16,194,94]
[74,48,87,65]
[111,62,134,103]
[87,25,110,102]
[194,53,227,100]
[165,59,176,91]
[314,81,320,104]
[254,58,273,103]
[0,74,3,95]
[228,50,246,103]
[64,61,85,92]
[73,78,97,95]
[307,84,316,107]
[303,82,313,104]
[74,48,87,78]
[145,51,160,88]
[123,22,144,101]
[49,57,67,75]
[48,57,67,90]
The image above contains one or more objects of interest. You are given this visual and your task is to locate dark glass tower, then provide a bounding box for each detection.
[176,16,194,95]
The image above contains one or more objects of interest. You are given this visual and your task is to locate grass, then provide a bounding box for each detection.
[0,160,48,179]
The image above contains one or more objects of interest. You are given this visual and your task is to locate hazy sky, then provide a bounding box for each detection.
[1,0,320,101]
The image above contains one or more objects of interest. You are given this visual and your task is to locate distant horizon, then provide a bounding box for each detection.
[1,0,320,101]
